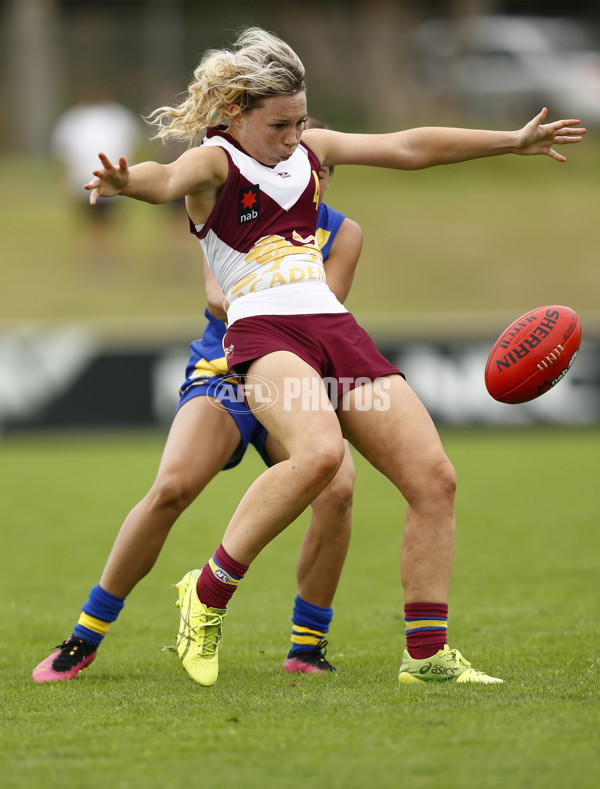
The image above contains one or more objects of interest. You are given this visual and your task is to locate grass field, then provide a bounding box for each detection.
[1,427,599,789]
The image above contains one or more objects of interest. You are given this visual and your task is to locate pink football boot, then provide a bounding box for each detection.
[33,637,97,682]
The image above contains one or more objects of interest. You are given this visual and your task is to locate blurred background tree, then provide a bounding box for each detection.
[2,0,599,153]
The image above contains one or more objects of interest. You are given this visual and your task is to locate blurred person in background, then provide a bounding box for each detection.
[32,118,363,683]
[50,84,143,281]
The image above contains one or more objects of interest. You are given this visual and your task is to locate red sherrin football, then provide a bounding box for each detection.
[485,305,581,404]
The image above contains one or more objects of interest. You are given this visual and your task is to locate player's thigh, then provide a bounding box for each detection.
[247,351,344,457]
[155,395,242,490]
[337,375,452,498]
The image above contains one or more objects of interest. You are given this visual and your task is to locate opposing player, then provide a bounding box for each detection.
[75,27,585,687]
[32,120,362,682]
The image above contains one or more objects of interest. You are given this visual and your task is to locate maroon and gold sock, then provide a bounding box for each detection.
[196,543,248,610]
[404,602,448,659]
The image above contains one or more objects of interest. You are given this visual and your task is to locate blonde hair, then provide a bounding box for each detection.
[149,27,306,144]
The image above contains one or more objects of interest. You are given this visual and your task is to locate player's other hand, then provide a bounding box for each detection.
[85,153,130,204]
[515,107,586,162]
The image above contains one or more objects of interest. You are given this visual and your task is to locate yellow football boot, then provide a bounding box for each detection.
[398,644,503,684]
[174,569,226,687]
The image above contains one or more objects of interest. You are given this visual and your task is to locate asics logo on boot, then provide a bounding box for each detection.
[419,663,457,677]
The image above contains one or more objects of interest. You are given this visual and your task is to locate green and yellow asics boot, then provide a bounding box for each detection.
[174,569,226,687]
[398,645,503,684]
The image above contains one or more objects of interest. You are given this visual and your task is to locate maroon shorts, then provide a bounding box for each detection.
[224,312,402,398]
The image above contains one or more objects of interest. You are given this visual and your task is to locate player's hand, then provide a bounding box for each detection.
[85,152,130,204]
[515,107,586,162]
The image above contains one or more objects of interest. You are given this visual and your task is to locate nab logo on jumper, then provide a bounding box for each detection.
[238,185,260,225]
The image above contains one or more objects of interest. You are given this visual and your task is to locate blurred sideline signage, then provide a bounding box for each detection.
[1,324,599,433]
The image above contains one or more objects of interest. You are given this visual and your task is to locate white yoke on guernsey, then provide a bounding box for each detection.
[189,127,348,326]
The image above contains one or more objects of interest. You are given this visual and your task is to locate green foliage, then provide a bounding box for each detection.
[1,428,599,788]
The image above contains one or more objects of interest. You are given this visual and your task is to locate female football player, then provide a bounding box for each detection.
[33,119,362,683]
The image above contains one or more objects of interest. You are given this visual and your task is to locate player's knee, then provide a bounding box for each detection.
[318,439,346,478]
[432,454,457,504]
[404,452,456,511]
[148,474,198,514]
[302,436,345,487]
[321,459,355,513]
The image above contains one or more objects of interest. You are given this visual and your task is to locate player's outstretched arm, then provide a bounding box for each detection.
[85,146,228,206]
[306,111,586,172]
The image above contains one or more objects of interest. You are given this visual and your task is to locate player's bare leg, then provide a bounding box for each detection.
[338,375,502,684]
[100,397,244,597]
[33,397,242,683]
[220,352,346,564]
[176,351,347,685]
[295,445,354,606]
[338,374,455,604]
[265,434,354,673]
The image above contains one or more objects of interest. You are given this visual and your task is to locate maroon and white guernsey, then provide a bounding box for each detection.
[190,127,347,326]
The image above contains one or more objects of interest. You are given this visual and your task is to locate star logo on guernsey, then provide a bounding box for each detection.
[238,185,260,225]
